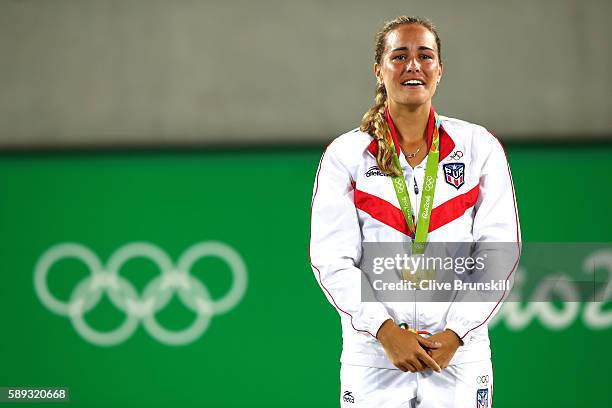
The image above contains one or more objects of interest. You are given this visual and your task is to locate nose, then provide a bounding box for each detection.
[406,57,421,72]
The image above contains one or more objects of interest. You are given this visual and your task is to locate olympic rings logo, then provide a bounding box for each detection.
[450,151,464,160]
[393,177,405,193]
[476,375,490,385]
[34,241,247,347]
[424,175,435,192]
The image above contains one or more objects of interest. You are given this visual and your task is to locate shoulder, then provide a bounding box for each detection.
[439,115,504,155]
[322,128,373,166]
[328,128,373,153]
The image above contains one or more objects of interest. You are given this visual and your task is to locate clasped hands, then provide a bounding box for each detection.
[376,319,462,373]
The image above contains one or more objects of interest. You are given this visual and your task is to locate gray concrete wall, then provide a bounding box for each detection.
[0,0,610,148]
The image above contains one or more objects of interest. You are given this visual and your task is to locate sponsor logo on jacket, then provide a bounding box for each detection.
[365,166,389,177]
[342,391,355,403]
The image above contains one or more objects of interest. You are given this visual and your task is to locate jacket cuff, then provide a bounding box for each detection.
[360,303,392,338]
[444,321,473,346]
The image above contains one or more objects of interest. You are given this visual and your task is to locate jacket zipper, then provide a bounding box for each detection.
[413,173,419,332]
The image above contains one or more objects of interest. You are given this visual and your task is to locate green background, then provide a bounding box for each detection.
[0,145,611,407]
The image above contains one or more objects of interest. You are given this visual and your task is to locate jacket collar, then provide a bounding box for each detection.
[366,105,455,162]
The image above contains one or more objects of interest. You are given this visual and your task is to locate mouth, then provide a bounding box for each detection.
[401,79,425,87]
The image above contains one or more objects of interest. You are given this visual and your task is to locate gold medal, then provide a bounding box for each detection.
[400,264,437,288]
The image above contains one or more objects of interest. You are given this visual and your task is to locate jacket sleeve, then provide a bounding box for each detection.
[309,142,392,338]
[444,132,521,344]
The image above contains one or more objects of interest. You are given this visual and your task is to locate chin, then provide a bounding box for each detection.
[396,97,431,109]
[390,91,431,108]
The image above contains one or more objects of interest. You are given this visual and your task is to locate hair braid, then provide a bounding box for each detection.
[360,83,401,177]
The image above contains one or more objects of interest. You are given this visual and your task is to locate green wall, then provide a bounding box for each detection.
[0,145,610,407]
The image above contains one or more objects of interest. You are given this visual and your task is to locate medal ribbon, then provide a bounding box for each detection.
[385,107,441,255]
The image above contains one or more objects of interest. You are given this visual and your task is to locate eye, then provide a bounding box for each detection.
[392,55,406,61]
[420,54,433,60]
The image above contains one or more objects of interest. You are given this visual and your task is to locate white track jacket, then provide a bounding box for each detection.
[310,110,521,369]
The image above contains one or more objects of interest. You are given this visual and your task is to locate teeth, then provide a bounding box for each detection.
[402,80,424,85]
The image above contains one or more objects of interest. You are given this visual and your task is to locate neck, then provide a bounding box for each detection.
[388,101,431,144]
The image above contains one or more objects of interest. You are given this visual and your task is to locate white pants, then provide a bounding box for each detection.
[340,360,493,408]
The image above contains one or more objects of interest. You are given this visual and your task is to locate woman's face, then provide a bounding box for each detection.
[375,24,443,109]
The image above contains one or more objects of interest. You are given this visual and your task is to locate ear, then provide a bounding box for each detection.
[437,62,444,84]
[374,63,382,83]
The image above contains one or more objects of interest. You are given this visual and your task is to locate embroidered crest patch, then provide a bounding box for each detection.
[476,388,488,408]
[443,163,465,189]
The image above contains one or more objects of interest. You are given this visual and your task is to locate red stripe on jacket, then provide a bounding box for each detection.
[354,184,480,235]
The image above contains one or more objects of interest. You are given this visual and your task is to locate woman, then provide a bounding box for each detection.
[310,16,520,407]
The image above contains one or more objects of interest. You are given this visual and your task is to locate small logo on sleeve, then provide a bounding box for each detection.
[342,391,355,403]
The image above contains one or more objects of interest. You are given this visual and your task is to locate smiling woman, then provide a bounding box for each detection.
[310,15,521,408]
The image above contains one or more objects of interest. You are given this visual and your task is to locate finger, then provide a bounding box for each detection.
[417,349,441,372]
[410,358,425,372]
[405,362,417,373]
[417,335,442,349]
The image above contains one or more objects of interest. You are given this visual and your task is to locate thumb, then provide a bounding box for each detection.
[417,335,441,349]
